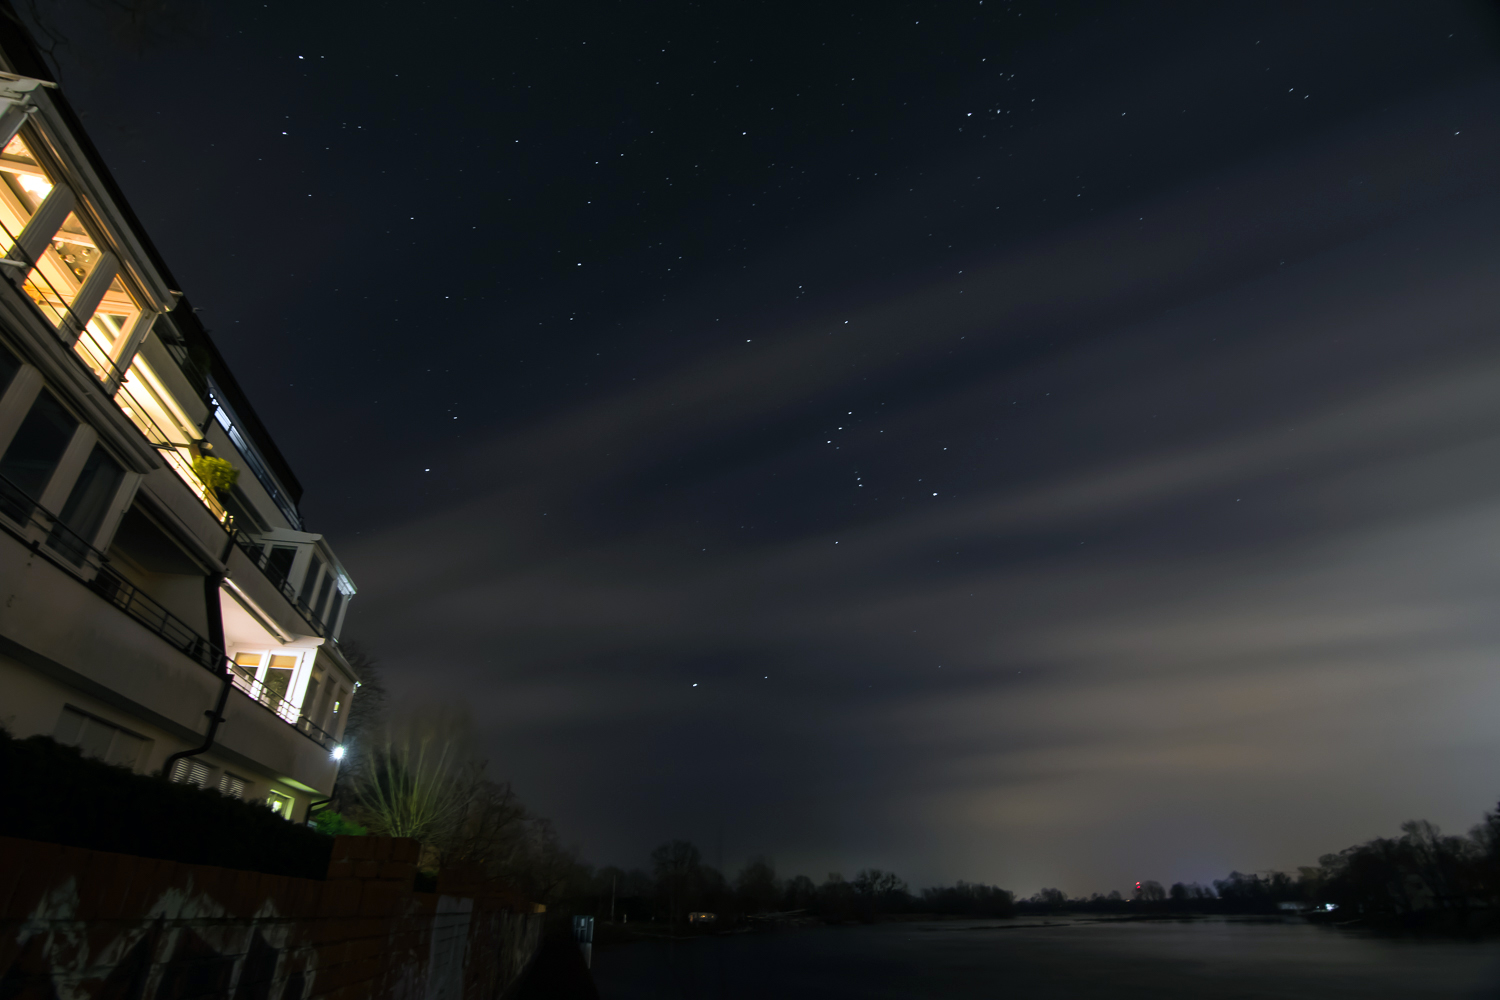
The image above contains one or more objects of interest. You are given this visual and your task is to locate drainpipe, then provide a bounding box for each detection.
[305,774,339,826]
[160,566,232,780]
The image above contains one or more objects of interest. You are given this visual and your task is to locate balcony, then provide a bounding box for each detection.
[0,473,340,753]
[0,215,228,527]
[229,530,331,638]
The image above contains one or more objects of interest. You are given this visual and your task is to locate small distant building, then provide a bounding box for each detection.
[687,912,717,924]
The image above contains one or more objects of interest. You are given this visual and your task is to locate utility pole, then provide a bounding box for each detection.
[610,872,617,922]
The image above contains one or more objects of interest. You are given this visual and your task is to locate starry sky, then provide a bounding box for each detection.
[26,0,1500,893]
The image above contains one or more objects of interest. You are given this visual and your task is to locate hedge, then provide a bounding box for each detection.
[0,730,333,879]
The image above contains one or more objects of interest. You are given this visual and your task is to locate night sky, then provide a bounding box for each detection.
[28,0,1500,893]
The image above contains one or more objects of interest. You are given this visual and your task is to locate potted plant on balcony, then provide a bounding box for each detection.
[191,454,239,495]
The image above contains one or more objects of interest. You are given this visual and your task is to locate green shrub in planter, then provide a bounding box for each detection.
[192,455,239,493]
[308,810,368,837]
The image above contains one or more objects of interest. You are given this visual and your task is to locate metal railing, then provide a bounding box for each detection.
[230,529,331,637]
[226,663,339,749]
[0,473,339,752]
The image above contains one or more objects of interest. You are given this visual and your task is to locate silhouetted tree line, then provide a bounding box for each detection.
[331,645,1500,929]
[1012,805,1500,928]
[553,840,1015,926]
[552,804,1500,929]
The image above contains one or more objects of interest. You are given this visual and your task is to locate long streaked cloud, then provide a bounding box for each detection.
[343,81,1500,891]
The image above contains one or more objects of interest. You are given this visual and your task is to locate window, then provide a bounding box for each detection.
[266,790,295,819]
[330,686,348,731]
[314,572,334,623]
[263,654,296,705]
[53,705,148,770]
[0,134,54,253]
[303,670,322,724]
[264,546,296,589]
[14,197,143,387]
[23,209,91,328]
[326,589,345,633]
[0,341,19,399]
[114,354,222,521]
[219,772,247,799]
[312,677,334,730]
[73,270,140,377]
[48,443,123,562]
[169,758,213,787]
[232,651,262,687]
[0,389,77,515]
[221,483,268,533]
[299,554,323,605]
[232,651,301,722]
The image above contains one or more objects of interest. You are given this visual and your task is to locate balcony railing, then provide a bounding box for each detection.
[227,663,339,748]
[0,473,340,752]
[230,529,331,637]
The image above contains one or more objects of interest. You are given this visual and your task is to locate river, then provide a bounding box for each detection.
[591,917,1500,998]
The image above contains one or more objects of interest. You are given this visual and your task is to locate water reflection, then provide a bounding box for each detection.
[593,917,1500,999]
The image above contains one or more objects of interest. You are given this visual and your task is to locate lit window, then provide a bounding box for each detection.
[74,273,141,381]
[266,789,295,819]
[232,651,261,682]
[21,211,96,330]
[115,354,226,521]
[264,654,296,705]
[0,134,53,254]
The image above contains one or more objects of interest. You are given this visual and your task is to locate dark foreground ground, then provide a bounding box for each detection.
[589,916,1500,999]
[511,931,600,1000]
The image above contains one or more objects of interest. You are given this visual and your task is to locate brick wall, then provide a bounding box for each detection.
[0,834,543,999]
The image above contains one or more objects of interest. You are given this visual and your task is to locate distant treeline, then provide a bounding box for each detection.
[1021,804,1500,926]
[559,802,1500,928]
[332,662,1500,928]
[559,841,1015,924]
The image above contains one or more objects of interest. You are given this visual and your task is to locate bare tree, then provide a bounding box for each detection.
[651,840,703,924]
[349,705,482,854]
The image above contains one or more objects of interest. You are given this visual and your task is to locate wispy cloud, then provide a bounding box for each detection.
[344,80,1500,892]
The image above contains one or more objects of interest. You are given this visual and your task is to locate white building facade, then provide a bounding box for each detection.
[0,29,358,821]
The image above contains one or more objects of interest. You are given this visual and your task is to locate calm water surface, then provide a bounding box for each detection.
[592,918,1500,999]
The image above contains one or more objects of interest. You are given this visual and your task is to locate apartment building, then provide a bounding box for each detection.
[0,17,358,821]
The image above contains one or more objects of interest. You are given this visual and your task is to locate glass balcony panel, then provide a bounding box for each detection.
[49,211,102,286]
[74,274,139,384]
[0,133,52,252]
[114,355,227,523]
[20,211,95,329]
